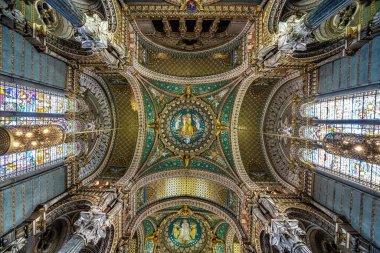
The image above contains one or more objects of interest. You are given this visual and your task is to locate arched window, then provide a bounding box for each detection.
[300,124,380,142]
[0,81,81,181]
[301,148,380,190]
[300,90,380,120]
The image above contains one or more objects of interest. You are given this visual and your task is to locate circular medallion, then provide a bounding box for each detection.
[160,213,210,253]
[160,98,216,155]
[168,217,202,247]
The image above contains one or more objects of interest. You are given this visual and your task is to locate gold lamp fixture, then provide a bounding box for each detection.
[0,125,65,155]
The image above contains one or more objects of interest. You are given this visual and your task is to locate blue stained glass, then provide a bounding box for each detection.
[0,81,77,114]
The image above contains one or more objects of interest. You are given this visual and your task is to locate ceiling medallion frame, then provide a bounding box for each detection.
[157,206,212,253]
[159,96,216,156]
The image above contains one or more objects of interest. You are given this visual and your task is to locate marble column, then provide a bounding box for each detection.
[58,208,109,253]
[44,0,86,28]
[57,235,85,253]
[304,0,353,30]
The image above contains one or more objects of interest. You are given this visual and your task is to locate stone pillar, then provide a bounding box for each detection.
[43,0,86,28]
[304,0,353,30]
[58,208,109,253]
[270,219,312,253]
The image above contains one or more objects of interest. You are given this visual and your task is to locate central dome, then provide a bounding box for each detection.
[159,97,216,156]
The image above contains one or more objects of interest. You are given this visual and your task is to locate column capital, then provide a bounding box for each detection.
[270,218,312,253]
[74,207,110,246]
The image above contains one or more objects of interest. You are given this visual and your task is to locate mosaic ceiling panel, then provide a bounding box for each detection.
[238,80,276,182]
[137,78,239,179]
[142,206,233,253]
[98,75,139,181]
[135,177,240,213]
[137,41,244,77]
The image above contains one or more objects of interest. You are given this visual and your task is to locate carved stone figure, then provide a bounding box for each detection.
[74,207,109,245]
[0,0,26,26]
[258,194,280,218]
[75,13,110,50]
[270,219,312,253]
[276,15,314,54]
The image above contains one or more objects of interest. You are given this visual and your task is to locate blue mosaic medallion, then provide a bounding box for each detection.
[168,217,202,247]
[160,97,216,155]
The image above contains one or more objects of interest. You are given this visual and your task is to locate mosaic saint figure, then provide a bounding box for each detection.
[178,218,191,242]
[181,113,194,138]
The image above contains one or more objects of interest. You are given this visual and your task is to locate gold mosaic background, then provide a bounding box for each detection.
[136,177,237,209]
[99,77,139,179]
[238,81,275,181]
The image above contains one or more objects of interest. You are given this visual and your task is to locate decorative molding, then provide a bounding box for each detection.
[126,197,245,242]
[230,72,263,191]
[79,69,117,184]
[99,0,118,32]
[260,72,302,192]
[116,68,147,186]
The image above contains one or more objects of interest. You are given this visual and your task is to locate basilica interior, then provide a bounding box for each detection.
[0,0,379,252]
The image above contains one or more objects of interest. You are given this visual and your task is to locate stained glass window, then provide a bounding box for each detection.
[0,81,82,181]
[0,142,80,181]
[300,124,380,142]
[301,148,380,190]
[300,90,380,120]
[0,81,78,114]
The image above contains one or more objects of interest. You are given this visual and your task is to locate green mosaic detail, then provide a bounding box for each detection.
[143,219,155,237]
[189,159,227,176]
[219,88,237,168]
[143,87,156,124]
[144,157,183,175]
[204,88,230,112]
[220,88,236,125]
[216,223,229,241]
[150,80,229,96]
[142,129,156,166]
[145,143,173,167]
[201,141,228,168]
[144,157,227,176]
[146,85,175,112]
[141,87,157,165]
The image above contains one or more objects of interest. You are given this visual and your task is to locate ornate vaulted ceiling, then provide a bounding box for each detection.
[136,78,240,180]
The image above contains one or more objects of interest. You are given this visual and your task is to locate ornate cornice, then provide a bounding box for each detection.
[116,67,147,186]
[132,20,253,56]
[126,196,245,241]
[128,170,245,214]
[126,4,261,19]
[100,0,118,32]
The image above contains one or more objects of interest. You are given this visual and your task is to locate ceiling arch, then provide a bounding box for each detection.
[126,196,246,242]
